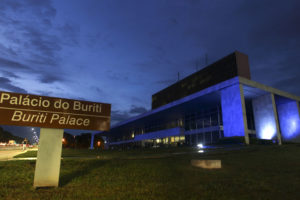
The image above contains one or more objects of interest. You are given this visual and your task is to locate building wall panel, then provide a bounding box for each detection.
[253,94,278,140]
[276,98,300,142]
[221,84,247,137]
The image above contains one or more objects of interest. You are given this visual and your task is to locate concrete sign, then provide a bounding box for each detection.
[0,90,111,188]
[0,91,111,131]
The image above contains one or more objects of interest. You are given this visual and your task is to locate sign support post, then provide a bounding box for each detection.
[33,128,64,188]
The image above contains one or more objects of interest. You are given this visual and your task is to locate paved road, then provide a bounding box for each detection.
[0,149,27,161]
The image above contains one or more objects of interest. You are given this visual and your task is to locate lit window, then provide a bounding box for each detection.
[171,137,175,143]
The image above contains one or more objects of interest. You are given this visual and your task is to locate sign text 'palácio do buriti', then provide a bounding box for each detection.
[0,91,111,131]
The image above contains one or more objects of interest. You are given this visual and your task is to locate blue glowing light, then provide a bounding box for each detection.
[290,119,297,133]
[276,100,300,141]
[281,116,300,139]
[261,123,276,139]
[221,84,246,137]
[253,94,278,140]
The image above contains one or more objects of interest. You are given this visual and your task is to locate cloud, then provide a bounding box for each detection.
[110,105,148,126]
[129,105,148,114]
[0,43,18,57]
[58,22,80,46]
[105,70,129,81]
[0,1,22,12]
[0,77,27,93]
[273,76,300,93]
[1,70,20,78]
[111,110,131,125]
[90,86,103,95]
[22,26,62,58]
[0,0,84,88]
[271,55,300,96]
[38,73,64,84]
[0,0,56,18]
[131,96,144,104]
[34,90,53,97]
[0,57,30,70]
[0,56,65,84]
[26,53,59,67]
[155,79,176,85]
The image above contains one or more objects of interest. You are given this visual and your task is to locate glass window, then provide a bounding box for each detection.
[180,136,185,141]
[171,137,175,143]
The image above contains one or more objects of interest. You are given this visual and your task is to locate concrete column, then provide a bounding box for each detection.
[90,133,94,149]
[217,106,221,139]
[271,94,282,145]
[221,84,249,144]
[34,128,63,188]
[252,93,281,144]
[141,140,145,147]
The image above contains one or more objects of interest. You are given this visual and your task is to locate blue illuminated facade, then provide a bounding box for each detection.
[276,97,300,142]
[221,84,248,138]
[252,94,278,140]
[107,52,300,147]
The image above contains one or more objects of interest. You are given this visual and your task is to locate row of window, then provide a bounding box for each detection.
[111,106,223,143]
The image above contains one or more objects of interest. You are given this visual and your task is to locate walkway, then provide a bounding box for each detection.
[0,149,28,161]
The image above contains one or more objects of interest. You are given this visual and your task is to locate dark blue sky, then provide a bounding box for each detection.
[0,0,300,141]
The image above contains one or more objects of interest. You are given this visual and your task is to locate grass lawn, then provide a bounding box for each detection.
[1,144,300,200]
[14,146,195,159]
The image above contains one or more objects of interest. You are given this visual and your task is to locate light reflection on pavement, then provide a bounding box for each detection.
[0,149,28,161]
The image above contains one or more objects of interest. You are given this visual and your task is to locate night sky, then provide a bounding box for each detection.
[0,0,300,142]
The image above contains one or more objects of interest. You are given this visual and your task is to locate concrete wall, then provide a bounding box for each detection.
[252,94,279,140]
[276,97,300,142]
[221,84,248,138]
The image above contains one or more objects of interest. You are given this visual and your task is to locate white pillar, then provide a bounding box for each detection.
[34,128,63,188]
